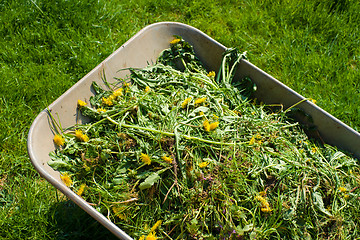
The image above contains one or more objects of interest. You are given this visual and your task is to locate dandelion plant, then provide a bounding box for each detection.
[49,37,360,240]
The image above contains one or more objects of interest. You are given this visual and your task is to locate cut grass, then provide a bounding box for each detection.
[0,0,359,239]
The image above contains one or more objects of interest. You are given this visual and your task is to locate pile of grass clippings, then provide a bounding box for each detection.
[49,37,360,240]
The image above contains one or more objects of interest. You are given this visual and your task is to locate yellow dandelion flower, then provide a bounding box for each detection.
[75,130,83,139]
[255,195,272,212]
[203,120,210,132]
[339,186,347,193]
[259,191,266,197]
[146,232,157,240]
[249,135,256,145]
[161,155,173,164]
[255,196,267,205]
[60,172,73,187]
[181,97,192,108]
[344,194,350,199]
[194,97,206,105]
[309,98,317,104]
[77,99,87,107]
[199,162,209,168]
[261,206,272,212]
[77,184,86,196]
[123,82,131,88]
[145,86,151,93]
[81,134,89,142]
[207,71,216,78]
[53,134,65,146]
[139,236,145,240]
[170,38,181,45]
[75,130,89,142]
[213,114,219,119]
[109,94,116,101]
[311,147,317,153]
[113,88,123,97]
[150,220,162,232]
[199,111,204,116]
[140,153,151,165]
[102,97,113,106]
[209,122,219,131]
[97,108,106,113]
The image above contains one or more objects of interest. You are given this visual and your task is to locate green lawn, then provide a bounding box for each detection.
[0,0,359,239]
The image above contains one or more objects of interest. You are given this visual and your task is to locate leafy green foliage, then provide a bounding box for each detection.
[1,0,360,239]
[48,39,360,239]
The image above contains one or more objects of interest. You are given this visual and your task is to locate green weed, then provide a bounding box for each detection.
[0,0,359,239]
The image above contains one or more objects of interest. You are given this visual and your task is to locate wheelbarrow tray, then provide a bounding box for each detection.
[27,22,360,240]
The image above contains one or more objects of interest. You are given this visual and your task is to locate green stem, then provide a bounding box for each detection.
[46,108,63,134]
[173,124,185,179]
[181,58,188,71]
[190,73,219,89]
[284,98,313,113]
[228,51,246,83]
[106,116,241,146]
[85,103,138,133]
[182,134,237,146]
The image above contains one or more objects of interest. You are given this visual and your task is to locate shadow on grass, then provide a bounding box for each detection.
[47,200,119,240]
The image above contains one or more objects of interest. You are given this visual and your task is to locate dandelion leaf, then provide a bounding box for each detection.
[312,191,332,217]
[235,224,254,236]
[139,172,160,190]
[48,151,74,171]
[188,106,209,117]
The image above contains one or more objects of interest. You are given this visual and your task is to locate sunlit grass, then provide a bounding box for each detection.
[0,0,359,239]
